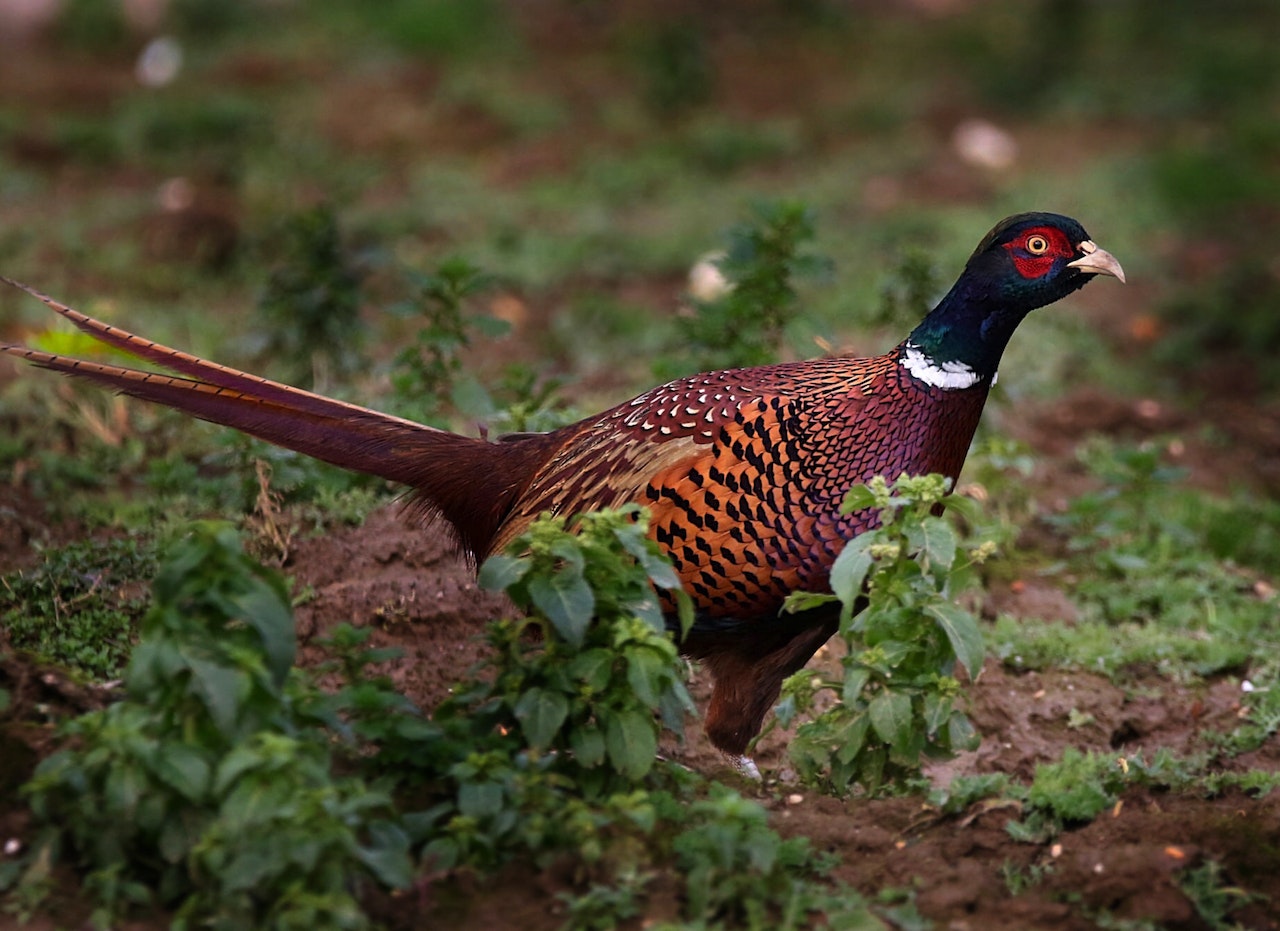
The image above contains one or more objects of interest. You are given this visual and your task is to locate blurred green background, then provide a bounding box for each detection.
[0,0,1277,451]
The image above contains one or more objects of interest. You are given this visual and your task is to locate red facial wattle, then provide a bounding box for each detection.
[1003,225,1074,280]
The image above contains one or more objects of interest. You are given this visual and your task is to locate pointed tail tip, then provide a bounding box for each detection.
[0,276,45,302]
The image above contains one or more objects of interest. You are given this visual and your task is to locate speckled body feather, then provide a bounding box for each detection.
[491,351,989,623]
[0,213,1124,759]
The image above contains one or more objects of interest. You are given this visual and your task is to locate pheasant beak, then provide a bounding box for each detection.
[1067,240,1126,283]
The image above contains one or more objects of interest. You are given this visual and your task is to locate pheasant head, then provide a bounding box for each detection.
[904,212,1125,388]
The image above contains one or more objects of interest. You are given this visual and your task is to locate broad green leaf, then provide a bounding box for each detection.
[214,744,268,795]
[477,554,529,592]
[514,687,569,749]
[104,764,145,816]
[231,580,296,687]
[184,654,245,738]
[782,590,839,615]
[840,483,880,514]
[1106,552,1150,573]
[625,646,671,707]
[549,537,587,573]
[626,593,667,632]
[672,588,695,638]
[158,816,198,864]
[925,602,985,678]
[604,707,657,780]
[458,780,504,819]
[947,711,979,751]
[841,667,871,705]
[567,648,615,692]
[659,685,694,731]
[939,491,981,524]
[922,693,953,738]
[871,639,914,670]
[570,725,606,767]
[221,846,276,894]
[834,712,871,766]
[528,569,595,647]
[614,523,682,590]
[357,821,413,889]
[830,535,875,605]
[149,744,212,801]
[774,693,798,727]
[867,690,913,752]
[909,516,957,572]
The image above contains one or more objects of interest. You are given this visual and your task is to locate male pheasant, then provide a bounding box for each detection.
[0,212,1123,760]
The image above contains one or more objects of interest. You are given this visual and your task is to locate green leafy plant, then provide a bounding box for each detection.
[18,524,410,928]
[1,538,159,681]
[658,201,832,379]
[467,363,581,436]
[668,786,833,926]
[416,505,696,870]
[1179,859,1267,930]
[637,22,714,115]
[1208,658,1280,757]
[1000,857,1055,896]
[1001,438,1280,683]
[387,257,509,425]
[1006,748,1205,844]
[875,246,944,333]
[256,205,366,389]
[773,473,993,794]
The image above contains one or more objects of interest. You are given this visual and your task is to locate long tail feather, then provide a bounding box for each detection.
[0,276,426,427]
[0,279,552,558]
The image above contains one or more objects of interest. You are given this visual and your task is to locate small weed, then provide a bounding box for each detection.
[1005,439,1280,683]
[120,92,270,179]
[478,364,581,435]
[558,869,650,931]
[875,246,945,333]
[671,785,827,924]
[1,538,159,680]
[1024,748,1123,826]
[255,205,367,389]
[678,118,802,175]
[414,505,696,872]
[1179,860,1265,931]
[1007,748,1204,843]
[1207,666,1280,757]
[657,201,832,379]
[637,22,714,115]
[1000,858,1054,896]
[928,771,1014,816]
[18,524,410,928]
[773,474,993,794]
[387,257,507,425]
[367,0,507,57]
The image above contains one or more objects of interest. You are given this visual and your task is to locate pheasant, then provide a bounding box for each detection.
[1,212,1123,761]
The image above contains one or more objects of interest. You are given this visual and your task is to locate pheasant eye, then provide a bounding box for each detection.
[1025,235,1049,255]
